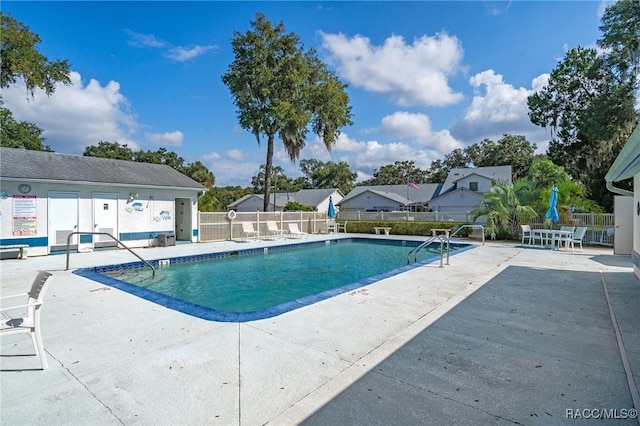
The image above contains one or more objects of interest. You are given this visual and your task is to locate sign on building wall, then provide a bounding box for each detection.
[12,195,37,235]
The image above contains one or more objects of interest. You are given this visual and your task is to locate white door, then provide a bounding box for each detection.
[175,198,192,241]
[613,195,633,255]
[49,192,79,252]
[93,193,118,247]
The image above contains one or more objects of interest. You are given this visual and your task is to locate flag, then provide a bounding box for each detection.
[408,181,420,190]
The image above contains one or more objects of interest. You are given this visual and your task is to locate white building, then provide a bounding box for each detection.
[0,148,205,257]
[605,126,640,279]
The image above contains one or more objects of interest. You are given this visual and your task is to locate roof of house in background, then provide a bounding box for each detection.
[293,188,342,207]
[227,188,340,209]
[0,147,206,190]
[339,183,441,205]
[441,166,512,192]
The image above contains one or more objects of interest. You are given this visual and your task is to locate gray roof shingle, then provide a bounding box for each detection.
[0,148,206,190]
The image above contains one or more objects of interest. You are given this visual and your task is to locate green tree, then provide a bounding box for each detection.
[284,201,312,211]
[526,158,570,190]
[465,135,536,179]
[360,160,427,185]
[527,158,602,220]
[251,165,299,194]
[425,159,449,183]
[222,13,353,211]
[182,161,215,188]
[1,13,71,97]
[0,104,51,150]
[299,159,356,194]
[528,1,639,210]
[199,186,252,212]
[471,180,538,240]
[83,141,134,160]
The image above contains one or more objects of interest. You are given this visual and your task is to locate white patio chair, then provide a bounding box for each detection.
[265,221,283,239]
[287,223,306,238]
[326,219,337,233]
[565,226,588,252]
[0,271,54,369]
[520,224,533,245]
[240,222,260,241]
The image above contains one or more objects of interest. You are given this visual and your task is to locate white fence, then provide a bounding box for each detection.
[198,211,328,242]
[198,210,614,246]
[336,211,475,224]
[529,213,614,246]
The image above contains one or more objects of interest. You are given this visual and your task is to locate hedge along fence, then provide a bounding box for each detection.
[343,221,474,237]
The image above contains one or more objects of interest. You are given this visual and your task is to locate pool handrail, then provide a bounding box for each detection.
[65,231,156,277]
[407,235,449,267]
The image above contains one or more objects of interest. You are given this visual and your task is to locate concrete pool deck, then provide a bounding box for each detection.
[1,234,638,425]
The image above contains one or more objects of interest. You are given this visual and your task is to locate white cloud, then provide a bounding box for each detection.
[226,149,245,161]
[166,45,217,62]
[450,70,549,146]
[125,29,216,62]
[380,111,462,153]
[321,32,464,106]
[3,71,139,153]
[125,30,166,48]
[145,131,184,147]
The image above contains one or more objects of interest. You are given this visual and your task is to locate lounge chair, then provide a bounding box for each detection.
[287,223,306,238]
[240,222,260,241]
[0,271,54,369]
[265,221,283,239]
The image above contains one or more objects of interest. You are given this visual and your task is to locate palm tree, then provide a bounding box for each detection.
[471,180,539,240]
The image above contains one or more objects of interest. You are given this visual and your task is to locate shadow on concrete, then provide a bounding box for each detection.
[590,254,633,269]
[302,266,640,425]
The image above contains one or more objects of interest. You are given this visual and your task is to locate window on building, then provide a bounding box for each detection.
[469,182,478,191]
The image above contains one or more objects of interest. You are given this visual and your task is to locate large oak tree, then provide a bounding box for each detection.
[222,13,353,211]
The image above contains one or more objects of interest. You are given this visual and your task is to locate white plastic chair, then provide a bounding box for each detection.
[566,226,588,252]
[0,271,54,369]
[240,222,260,240]
[520,224,533,245]
[326,219,337,233]
[265,221,283,238]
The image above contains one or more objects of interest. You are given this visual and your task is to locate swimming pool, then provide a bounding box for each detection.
[74,238,473,322]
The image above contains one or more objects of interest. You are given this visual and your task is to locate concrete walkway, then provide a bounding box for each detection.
[1,236,638,425]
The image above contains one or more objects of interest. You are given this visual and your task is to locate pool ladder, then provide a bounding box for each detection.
[406,225,484,266]
[407,234,449,267]
[65,231,156,277]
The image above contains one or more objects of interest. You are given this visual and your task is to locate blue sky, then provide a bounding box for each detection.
[3,1,608,186]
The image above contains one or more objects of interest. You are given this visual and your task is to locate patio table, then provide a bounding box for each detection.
[533,229,573,250]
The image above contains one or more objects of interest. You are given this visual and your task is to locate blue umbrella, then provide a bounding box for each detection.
[545,185,559,223]
[327,196,336,218]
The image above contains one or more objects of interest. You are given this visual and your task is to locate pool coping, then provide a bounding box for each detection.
[73,237,475,322]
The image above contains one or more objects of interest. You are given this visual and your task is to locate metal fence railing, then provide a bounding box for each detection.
[336,211,474,224]
[529,213,614,247]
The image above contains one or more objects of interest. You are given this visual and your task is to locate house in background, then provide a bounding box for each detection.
[337,184,440,212]
[605,125,640,279]
[427,166,512,213]
[338,166,512,215]
[0,148,205,257]
[228,188,343,213]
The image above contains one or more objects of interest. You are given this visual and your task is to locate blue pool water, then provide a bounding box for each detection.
[75,238,472,322]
